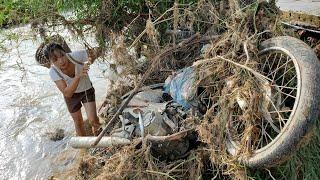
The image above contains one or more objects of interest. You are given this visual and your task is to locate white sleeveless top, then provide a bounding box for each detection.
[49,50,92,93]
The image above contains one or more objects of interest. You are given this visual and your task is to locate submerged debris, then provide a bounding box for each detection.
[47,128,65,141]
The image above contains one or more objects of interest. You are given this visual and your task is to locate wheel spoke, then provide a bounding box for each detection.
[280,89,296,107]
[265,130,274,141]
[228,49,299,153]
[275,118,289,128]
[271,54,283,81]
[272,88,296,102]
[269,53,279,72]
[281,56,290,87]
[277,90,296,99]
[267,55,290,78]
[274,66,295,83]
[262,53,272,71]
[261,121,271,144]
[269,110,292,113]
[270,85,297,90]
[283,74,297,88]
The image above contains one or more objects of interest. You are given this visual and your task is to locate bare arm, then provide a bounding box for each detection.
[54,64,89,97]
[54,77,81,97]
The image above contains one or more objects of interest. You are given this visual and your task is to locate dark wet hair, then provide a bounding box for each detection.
[44,43,66,60]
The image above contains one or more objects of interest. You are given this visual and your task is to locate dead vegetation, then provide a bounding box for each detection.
[70,1,296,179]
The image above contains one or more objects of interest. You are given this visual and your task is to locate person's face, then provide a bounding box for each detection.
[50,49,69,70]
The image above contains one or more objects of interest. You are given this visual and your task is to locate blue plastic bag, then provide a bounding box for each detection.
[164,67,198,109]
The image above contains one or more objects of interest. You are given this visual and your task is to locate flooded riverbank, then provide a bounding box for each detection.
[0,25,109,179]
[0,1,319,179]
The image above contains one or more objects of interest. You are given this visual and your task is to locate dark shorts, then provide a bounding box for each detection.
[64,87,95,113]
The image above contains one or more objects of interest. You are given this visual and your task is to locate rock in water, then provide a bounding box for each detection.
[48,128,65,141]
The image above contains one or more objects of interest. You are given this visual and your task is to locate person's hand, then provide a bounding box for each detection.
[75,63,90,78]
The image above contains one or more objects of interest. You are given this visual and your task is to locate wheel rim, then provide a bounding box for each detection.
[227,47,301,155]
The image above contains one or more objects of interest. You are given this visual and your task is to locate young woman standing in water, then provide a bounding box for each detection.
[43,43,102,136]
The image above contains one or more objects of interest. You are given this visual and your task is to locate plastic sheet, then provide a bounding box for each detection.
[164,67,198,109]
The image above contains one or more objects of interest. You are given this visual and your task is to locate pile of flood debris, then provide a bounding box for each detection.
[72,1,310,179]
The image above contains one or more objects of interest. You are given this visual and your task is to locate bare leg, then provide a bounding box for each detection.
[83,101,101,135]
[70,110,87,136]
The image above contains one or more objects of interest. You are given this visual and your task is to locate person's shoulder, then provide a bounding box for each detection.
[49,66,63,81]
[49,66,58,77]
[49,66,55,75]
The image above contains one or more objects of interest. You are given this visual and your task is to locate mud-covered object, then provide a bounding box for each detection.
[111,88,182,138]
[138,110,173,136]
[47,128,65,141]
[148,129,198,161]
[98,103,118,120]
[111,124,135,139]
[126,89,163,107]
[132,89,163,103]
[116,102,177,137]
[164,67,198,109]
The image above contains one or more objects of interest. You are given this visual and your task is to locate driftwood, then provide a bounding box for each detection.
[92,34,220,147]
